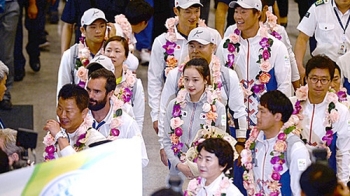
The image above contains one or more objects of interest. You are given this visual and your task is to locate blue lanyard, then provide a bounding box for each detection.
[92,120,105,130]
[333,4,350,34]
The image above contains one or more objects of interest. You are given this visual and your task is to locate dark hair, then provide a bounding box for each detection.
[260,90,293,123]
[176,4,202,11]
[89,68,117,94]
[125,0,154,25]
[58,84,89,112]
[197,138,233,173]
[103,36,129,58]
[305,55,335,81]
[299,163,337,196]
[0,148,10,174]
[261,0,275,7]
[183,58,211,85]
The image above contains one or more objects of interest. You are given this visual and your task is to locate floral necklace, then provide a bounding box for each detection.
[43,115,94,161]
[114,14,134,51]
[336,87,349,108]
[241,123,296,196]
[293,86,339,148]
[265,11,282,40]
[169,87,219,157]
[225,24,274,96]
[108,65,136,139]
[76,37,91,70]
[163,17,206,77]
[184,176,231,196]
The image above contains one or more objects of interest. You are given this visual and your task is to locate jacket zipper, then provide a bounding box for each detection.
[187,102,197,144]
[247,39,251,127]
[309,104,315,145]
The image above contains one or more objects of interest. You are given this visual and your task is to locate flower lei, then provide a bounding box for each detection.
[265,11,282,40]
[225,24,274,96]
[75,37,91,70]
[184,176,231,196]
[114,14,134,51]
[241,123,296,196]
[109,65,137,138]
[169,87,219,158]
[43,115,94,161]
[163,17,206,77]
[293,86,339,147]
[223,28,240,69]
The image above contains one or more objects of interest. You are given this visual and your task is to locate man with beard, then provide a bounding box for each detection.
[86,67,149,167]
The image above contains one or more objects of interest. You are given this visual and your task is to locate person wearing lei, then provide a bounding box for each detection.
[289,55,350,184]
[241,90,311,196]
[224,0,300,91]
[102,36,145,132]
[216,0,292,128]
[43,84,106,161]
[330,63,350,109]
[57,8,116,97]
[85,67,149,167]
[163,58,227,182]
[148,0,203,146]
[158,26,248,167]
[185,138,243,196]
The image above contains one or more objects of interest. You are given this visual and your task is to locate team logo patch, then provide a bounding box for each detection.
[305,12,310,18]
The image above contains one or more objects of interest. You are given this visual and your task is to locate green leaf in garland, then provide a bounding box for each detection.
[235,43,240,53]
[284,126,296,134]
[268,38,274,46]
[328,102,336,113]
[250,142,256,150]
[115,108,123,117]
[223,39,230,48]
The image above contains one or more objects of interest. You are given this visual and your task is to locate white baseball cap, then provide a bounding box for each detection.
[87,55,115,74]
[174,0,203,9]
[81,8,108,26]
[188,27,216,45]
[229,0,262,11]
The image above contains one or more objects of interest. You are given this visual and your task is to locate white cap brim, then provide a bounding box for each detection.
[188,39,211,45]
[178,2,203,9]
[229,1,255,9]
[83,18,108,26]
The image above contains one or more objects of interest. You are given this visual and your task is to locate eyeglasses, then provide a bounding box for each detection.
[308,77,330,85]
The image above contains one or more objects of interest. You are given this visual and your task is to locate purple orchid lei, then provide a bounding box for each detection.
[223,28,240,69]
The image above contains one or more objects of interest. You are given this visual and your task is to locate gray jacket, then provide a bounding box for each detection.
[163,91,227,173]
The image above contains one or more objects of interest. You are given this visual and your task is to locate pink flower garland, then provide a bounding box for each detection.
[43,115,94,161]
[225,24,274,96]
[109,65,137,139]
[114,14,134,51]
[293,86,339,147]
[184,176,231,196]
[265,11,282,40]
[169,87,219,157]
[241,123,296,196]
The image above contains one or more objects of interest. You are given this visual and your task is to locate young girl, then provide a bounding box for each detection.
[163,58,227,179]
[185,138,243,195]
[103,36,145,132]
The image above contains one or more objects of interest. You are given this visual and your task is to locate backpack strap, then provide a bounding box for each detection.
[70,44,79,85]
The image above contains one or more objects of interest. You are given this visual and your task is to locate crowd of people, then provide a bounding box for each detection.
[0,0,350,195]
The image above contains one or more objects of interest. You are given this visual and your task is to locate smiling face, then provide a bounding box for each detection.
[81,19,107,44]
[174,6,200,31]
[233,7,260,37]
[197,148,224,184]
[183,66,207,102]
[103,40,127,69]
[307,68,331,101]
[56,98,87,133]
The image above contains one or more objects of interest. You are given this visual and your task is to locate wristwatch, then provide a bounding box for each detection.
[54,130,68,143]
